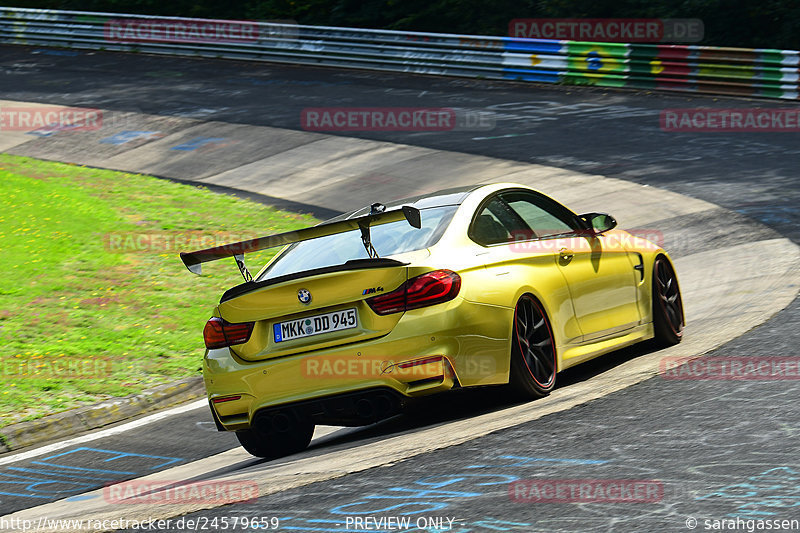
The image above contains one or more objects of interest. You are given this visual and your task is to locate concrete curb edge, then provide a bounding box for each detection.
[0,376,205,453]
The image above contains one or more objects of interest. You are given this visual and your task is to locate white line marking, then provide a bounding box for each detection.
[0,399,208,466]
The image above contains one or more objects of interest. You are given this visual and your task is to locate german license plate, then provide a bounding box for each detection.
[273,308,357,343]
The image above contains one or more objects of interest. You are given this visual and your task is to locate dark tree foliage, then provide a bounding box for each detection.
[6,0,800,49]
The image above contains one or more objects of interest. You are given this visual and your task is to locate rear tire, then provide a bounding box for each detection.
[508,294,557,399]
[652,256,684,346]
[236,409,314,459]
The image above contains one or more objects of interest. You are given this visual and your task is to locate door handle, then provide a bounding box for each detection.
[559,248,574,261]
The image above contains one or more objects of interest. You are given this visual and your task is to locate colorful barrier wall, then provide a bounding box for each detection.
[1,7,798,100]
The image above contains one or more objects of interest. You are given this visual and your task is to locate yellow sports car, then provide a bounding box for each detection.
[181,183,684,458]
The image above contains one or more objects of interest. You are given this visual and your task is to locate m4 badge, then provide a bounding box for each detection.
[362,287,384,295]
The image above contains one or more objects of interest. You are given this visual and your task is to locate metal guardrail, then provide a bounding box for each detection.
[1,7,799,100]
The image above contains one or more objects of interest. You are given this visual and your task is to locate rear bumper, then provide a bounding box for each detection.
[204,298,512,430]
[207,354,456,430]
[214,387,408,431]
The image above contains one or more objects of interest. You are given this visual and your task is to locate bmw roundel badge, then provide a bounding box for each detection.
[298,288,312,304]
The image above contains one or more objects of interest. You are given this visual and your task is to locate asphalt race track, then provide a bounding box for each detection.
[1,46,800,532]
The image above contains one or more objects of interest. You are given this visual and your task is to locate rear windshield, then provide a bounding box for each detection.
[257,205,458,281]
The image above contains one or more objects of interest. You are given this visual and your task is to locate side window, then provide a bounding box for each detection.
[470,197,522,245]
[501,191,581,239]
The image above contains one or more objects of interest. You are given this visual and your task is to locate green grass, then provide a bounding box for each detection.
[0,154,318,427]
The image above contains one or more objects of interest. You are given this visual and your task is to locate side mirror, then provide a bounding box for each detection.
[580,212,617,235]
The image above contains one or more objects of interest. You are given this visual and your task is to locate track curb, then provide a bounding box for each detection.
[0,376,204,453]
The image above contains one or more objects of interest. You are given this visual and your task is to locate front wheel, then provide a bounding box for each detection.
[508,294,557,399]
[652,256,684,346]
[236,409,314,459]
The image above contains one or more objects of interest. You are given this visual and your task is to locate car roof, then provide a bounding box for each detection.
[326,185,483,222]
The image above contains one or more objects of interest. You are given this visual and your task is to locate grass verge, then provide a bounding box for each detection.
[0,154,318,426]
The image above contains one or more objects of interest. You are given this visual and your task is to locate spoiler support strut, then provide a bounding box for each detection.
[359,203,387,259]
[234,254,253,282]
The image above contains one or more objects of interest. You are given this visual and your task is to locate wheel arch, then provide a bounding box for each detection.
[508,287,565,374]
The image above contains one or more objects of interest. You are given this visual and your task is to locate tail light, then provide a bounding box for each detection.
[366,270,461,315]
[204,317,255,349]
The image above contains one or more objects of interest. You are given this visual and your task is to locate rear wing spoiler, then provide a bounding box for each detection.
[180,204,421,280]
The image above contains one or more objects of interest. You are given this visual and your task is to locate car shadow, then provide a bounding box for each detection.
[299,339,665,454]
[187,339,667,480]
